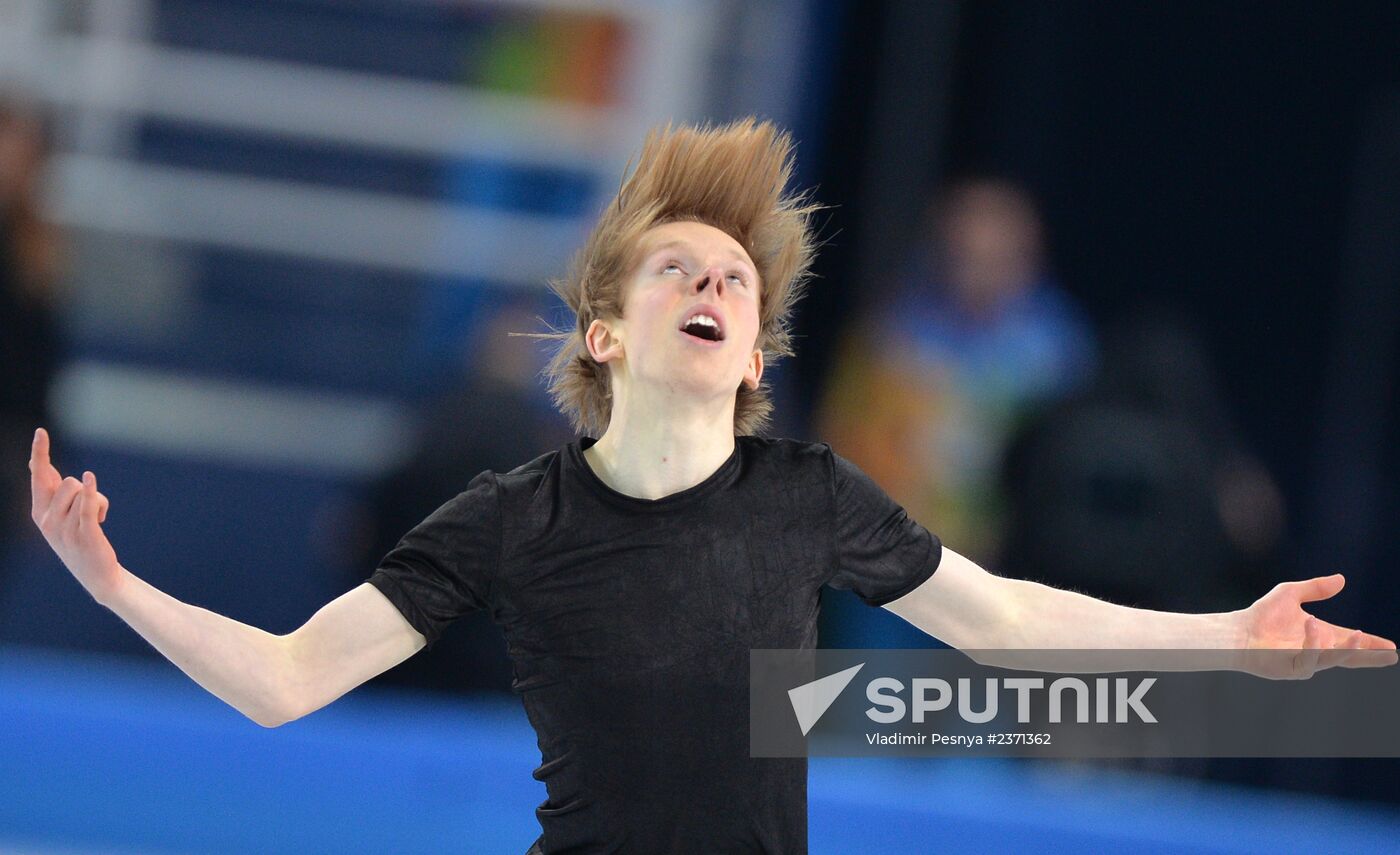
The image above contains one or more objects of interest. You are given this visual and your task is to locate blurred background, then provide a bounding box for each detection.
[2,0,1399,852]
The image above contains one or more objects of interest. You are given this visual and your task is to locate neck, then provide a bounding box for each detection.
[584,385,737,500]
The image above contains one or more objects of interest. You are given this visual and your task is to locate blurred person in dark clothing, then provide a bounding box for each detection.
[340,294,572,693]
[1002,308,1286,614]
[1001,309,1288,788]
[0,97,61,545]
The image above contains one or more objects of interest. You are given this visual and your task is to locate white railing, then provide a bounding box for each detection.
[3,0,716,472]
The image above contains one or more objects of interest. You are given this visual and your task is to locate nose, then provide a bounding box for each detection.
[694,265,725,297]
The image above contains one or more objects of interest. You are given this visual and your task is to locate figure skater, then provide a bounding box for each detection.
[29,118,1396,854]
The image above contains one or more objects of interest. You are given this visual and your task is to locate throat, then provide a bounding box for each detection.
[584,432,737,501]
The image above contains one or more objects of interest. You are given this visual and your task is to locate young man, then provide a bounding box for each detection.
[29,119,1396,854]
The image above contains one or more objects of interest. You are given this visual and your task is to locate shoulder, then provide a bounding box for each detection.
[738,435,833,462]
[492,446,565,501]
[500,446,563,480]
[418,447,562,521]
[737,435,838,486]
[760,439,882,500]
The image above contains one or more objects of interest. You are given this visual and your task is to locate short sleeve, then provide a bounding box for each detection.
[825,446,942,606]
[366,470,500,649]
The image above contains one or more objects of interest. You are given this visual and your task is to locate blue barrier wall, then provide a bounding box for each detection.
[3,645,1398,854]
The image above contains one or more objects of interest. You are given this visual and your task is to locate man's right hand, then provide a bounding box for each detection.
[28,426,426,726]
[30,427,124,605]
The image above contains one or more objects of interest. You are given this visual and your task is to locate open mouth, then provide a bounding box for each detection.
[680,314,725,343]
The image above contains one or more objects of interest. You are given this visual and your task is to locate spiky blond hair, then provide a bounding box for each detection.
[534,117,821,436]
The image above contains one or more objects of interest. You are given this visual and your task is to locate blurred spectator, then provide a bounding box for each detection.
[1001,308,1286,614]
[0,96,62,544]
[1003,308,1287,789]
[331,292,571,694]
[818,177,1095,570]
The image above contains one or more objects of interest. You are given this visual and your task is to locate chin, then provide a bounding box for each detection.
[671,371,744,401]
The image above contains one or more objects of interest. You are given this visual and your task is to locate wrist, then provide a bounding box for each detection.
[95,564,135,611]
[1219,609,1251,671]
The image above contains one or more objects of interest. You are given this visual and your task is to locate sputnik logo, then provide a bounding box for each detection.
[788,663,865,736]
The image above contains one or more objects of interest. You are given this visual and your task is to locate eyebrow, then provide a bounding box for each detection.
[645,240,757,274]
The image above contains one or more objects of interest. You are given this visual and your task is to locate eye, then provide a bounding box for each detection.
[662,261,685,275]
[727,273,749,287]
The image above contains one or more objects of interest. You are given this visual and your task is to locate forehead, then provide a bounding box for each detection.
[636,221,755,269]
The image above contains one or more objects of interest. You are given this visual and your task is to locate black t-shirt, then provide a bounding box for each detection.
[367,435,942,854]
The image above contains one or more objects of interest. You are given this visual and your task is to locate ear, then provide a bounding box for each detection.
[585,318,624,365]
[742,347,764,391]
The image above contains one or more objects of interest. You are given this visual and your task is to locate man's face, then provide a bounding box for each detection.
[588,220,764,404]
[937,182,1043,315]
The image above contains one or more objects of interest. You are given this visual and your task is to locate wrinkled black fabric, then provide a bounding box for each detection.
[368,436,942,854]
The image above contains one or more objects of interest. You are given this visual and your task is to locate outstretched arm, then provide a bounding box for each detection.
[29,428,426,726]
[885,545,1396,675]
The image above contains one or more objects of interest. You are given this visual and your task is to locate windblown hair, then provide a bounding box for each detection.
[535,117,821,436]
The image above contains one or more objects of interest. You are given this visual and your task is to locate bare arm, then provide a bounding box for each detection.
[885,545,1396,674]
[29,428,425,727]
[888,546,1244,652]
[281,582,425,722]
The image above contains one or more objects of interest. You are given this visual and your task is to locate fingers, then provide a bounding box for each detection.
[1332,630,1386,670]
[1316,619,1397,651]
[86,470,110,523]
[80,472,100,526]
[1317,630,1362,671]
[1334,629,1399,669]
[69,487,86,537]
[1293,617,1324,679]
[1287,574,1346,604]
[1367,648,1400,667]
[29,427,60,516]
[51,476,84,522]
[38,474,95,536]
[1311,625,1399,671]
[31,427,49,468]
[30,429,113,530]
[58,477,89,540]
[76,472,111,527]
[1360,633,1397,650]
